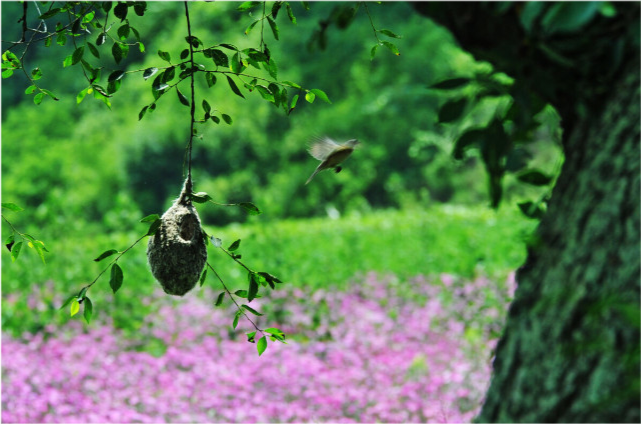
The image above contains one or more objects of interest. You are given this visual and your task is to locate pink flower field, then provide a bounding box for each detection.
[2,272,516,423]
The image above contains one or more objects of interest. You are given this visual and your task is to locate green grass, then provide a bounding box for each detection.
[2,204,536,336]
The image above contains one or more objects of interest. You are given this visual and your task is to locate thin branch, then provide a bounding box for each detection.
[184,1,196,190]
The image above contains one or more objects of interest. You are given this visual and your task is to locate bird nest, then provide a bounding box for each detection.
[147,179,207,296]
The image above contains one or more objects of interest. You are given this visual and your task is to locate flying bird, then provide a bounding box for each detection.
[305,137,360,185]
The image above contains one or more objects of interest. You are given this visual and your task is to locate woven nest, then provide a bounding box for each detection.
[147,179,207,296]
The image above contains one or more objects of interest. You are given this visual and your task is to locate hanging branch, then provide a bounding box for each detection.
[184,0,196,193]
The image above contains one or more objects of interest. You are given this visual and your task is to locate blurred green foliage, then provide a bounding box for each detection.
[2,204,535,337]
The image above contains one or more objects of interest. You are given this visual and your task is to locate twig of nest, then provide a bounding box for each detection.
[147,178,207,296]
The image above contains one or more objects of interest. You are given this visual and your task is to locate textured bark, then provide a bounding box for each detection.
[413,3,641,422]
[479,61,640,423]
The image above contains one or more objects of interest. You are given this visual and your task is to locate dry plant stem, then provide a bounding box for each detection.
[206,262,265,336]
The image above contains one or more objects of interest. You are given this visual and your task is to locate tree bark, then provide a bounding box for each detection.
[479,59,640,423]
[413,3,641,422]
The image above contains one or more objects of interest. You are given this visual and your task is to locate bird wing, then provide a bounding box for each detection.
[308,137,341,161]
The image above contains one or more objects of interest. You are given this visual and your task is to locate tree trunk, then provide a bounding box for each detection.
[412,3,641,421]
[478,58,640,423]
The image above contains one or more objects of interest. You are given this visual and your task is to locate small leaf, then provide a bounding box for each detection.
[205,73,217,87]
[381,41,400,56]
[517,170,553,186]
[310,89,331,104]
[438,98,467,123]
[93,249,118,262]
[267,16,280,40]
[2,203,23,212]
[112,43,123,64]
[232,310,241,329]
[202,99,212,114]
[214,291,225,306]
[228,239,241,252]
[63,55,73,68]
[10,241,23,262]
[147,219,162,236]
[70,299,80,317]
[305,91,315,103]
[177,88,190,106]
[34,93,45,105]
[109,263,124,294]
[429,78,472,90]
[286,3,297,24]
[108,70,126,82]
[370,44,378,60]
[83,297,93,323]
[59,294,77,310]
[96,33,106,46]
[39,8,62,19]
[222,114,232,125]
[257,336,267,356]
[143,67,158,80]
[140,214,160,223]
[239,202,261,215]
[248,272,259,302]
[242,304,263,316]
[139,105,149,120]
[378,29,402,39]
[245,20,259,35]
[5,234,15,252]
[237,1,261,11]
[199,269,207,287]
[158,50,171,63]
[87,43,100,58]
[226,76,245,98]
[31,68,43,80]
[246,331,257,343]
[518,201,546,219]
[191,192,212,203]
[114,2,128,20]
[210,49,229,67]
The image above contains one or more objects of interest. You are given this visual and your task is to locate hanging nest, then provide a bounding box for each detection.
[147,178,207,296]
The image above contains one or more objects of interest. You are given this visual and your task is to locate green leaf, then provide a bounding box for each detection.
[257,336,267,356]
[2,69,13,78]
[39,8,62,20]
[210,49,229,67]
[147,219,162,236]
[96,33,106,46]
[239,202,261,215]
[2,202,23,212]
[158,50,171,63]
[185,35,202,48]
[226,76,245,98]
[202,99,212,115]
[34,93,45,105]
[541,2,601,35]
[83,297,93,323]
[177,88,190,106]
[517,170,553,186]
[70,299,80,317]
[71,46,85,65]
[134,2,147,16]
[370,44,378,60]
[237,1,261,11]
[143,67,158,80]
[10,241,23,262]
[214,291,225,306]
[87,42,100,58]
[438,98,467,123]
[191,192,212,203]
[56,33,67,46]
[117,24,130,40]
[245,20,259,35]
[63,54,73,68]
[25,85,36,94]
[94,249,118,262]
[429,78,472,90]
[305,91,315,103]
[310,89,331,104]
[140,214,160,223]
[108,70,126,82]
[112,43,123,64]
[248,272,259,302]
[31,68,43,80]
[381,41,400,56]
[114,2,128,20]
[286,3,297,24]
[232,310,241,329]
[41,88,59,101]
[242,304,263,316]
[267,16,280,40]
[246,331,257,343]
[222,114,232,125]
[138,105,149,120]
[378,29,402,38]
[228,239,241,252]
[230,52,244,74]
[205,73,217,87]
[59,294,77,310]
[109,263,124,294]
[518,201,546,219]
[5,234,15,252]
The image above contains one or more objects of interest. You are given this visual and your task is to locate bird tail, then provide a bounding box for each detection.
[305,168,320,185]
